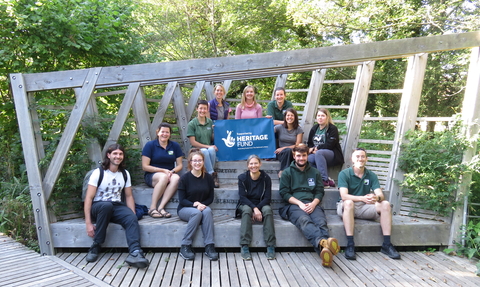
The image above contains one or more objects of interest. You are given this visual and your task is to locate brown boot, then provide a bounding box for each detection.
[212,172,220,188]
[320,238,340,255]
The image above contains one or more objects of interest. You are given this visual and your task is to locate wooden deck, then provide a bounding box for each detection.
[2,234,479,286]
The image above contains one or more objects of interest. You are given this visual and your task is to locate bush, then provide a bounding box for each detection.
[398,122,470,217]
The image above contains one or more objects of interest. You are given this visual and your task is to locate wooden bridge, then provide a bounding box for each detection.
[9,32,480,255]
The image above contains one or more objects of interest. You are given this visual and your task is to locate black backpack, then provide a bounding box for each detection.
[81,168,127,201]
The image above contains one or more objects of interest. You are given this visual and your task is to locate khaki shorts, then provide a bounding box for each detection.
[337,200,380,220]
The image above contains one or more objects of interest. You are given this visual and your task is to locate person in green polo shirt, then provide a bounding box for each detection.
[187,100,219,188]
[266,87,293,126]
[337,148,401,261]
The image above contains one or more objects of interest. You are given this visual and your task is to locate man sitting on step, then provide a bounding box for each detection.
[279,144,340,267]
[84,144,149,268]
[337,148,401,260]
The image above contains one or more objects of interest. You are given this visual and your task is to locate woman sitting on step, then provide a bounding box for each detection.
[237,155,276,260]
[142,122,184,218]
[307,108,344,188]
[274,108,303,178]
[177,149,218,261]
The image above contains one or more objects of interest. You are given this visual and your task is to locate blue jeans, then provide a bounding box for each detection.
[201,147,216,174]
[286,204,329,253]
[90,201,142,253]
[308,149,334,181]
[178,206,215,246]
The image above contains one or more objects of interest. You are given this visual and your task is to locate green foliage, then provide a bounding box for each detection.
[0,174,39,251]
[444,220,480,275]
[398,122,469,216]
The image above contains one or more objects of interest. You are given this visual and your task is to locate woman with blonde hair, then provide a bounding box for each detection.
[307,108,344,187]
[208,84,231,120]
[235,85,263,119]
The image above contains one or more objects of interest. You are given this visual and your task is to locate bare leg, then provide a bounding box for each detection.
[150,173,169,211]
[157,174,180,210]
[376,201,392,235]
[342,200,355,236]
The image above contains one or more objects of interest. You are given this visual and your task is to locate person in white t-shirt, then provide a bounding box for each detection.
[84,144,149,268]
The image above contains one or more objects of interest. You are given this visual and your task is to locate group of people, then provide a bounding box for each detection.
[82,86,400,269]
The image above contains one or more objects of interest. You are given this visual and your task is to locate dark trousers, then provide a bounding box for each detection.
[286,204,330,253]
[277,148,293,171]
[91,201,142,253]
[239,205,276,246]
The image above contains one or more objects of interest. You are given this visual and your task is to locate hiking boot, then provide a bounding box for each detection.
[125,250,150,268]
[204,243,218,261]
[344,244,356,260]
[381,243,401,259]
[180,245,195,260]
[320,247,333,267]
[86,242,101,263]
[241,245,251,260]
[266,246,276,260]
[212,172,220,188]
[320,237,340,255]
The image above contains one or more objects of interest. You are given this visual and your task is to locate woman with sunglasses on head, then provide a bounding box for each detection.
[177,149,218,261]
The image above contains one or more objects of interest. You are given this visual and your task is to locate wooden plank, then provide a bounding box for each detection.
[330,253,369,287]
[160,252,180,287]
[303,251,346,287]
[150,252,171,286]
[204,81,215,101]
[257,251,281,287]
[342,62,375,168]
[186,81,205,119]
[285,252,320,286]
[357,252,413,287]
[274,252,300,287]
[233,252,254,287]
[21,32,480,91]
[388,53,428,211]
[179,254,194,287]
[102,253,130,286]
[400,252,458,286]
[172,84,192,153]
[226,252,241,287]
[300,69,327,141]
[272,74,288,99]
[190,252,203,287]
[9,73,54,255]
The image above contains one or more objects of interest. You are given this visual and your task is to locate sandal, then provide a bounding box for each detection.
[148,209,163,218]
[159,208,172,218]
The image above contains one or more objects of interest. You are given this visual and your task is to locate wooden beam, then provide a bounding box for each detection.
[449,47,480,248]
[21,32,480,92]
[342,62,375,167]
[388,54,428,214]
[150,81,177,136]
[300,69,326,141]
[132,87,152,149]
[186,81,205,119]
[10,73,54,255]
[103,82,140,154]
[42,68,102,200]
[171,85,191,154]
[272,74,288,100]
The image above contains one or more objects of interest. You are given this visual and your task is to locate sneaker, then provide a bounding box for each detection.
[204,243,218,261]
[320,237,340,255]
[125,250,150,268]
[86,242,101,262]
[327,178,336,187]
[320,247,333,267]
[322,180,330,188]
[180,245,195,260]
[266,246,276,260]
[344,244,356,260]
[381,243,401,259]
[241,245,251,260]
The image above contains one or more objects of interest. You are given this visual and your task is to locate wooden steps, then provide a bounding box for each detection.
[51,161,450,250]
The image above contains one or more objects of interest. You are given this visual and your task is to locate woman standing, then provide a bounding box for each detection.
[142,123,183,218]
[177,149,218,261]
[208,84,231,120]
[274,108,303,178]
[307,108,344,187]
[187,100,219,188]
[237,155,276,260]
[235,85,263,119]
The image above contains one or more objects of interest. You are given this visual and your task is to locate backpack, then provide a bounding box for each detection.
[81,168,127,201]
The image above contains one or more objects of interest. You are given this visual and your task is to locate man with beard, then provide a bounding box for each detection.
[279,144,339,267]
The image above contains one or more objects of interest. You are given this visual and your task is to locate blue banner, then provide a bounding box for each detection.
[214,118,275,161]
